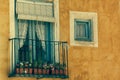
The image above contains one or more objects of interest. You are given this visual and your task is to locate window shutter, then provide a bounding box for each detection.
[16,1,55,22]
[74,19,92,41]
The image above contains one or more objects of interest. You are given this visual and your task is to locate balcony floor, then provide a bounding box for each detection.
[9,74,69,79]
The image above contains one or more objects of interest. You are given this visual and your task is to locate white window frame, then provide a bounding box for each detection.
[70,11,98,47]
[9,0,60,74]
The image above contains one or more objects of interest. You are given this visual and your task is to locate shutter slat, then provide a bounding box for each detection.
[18,14,55,22]
[16,1,54,19]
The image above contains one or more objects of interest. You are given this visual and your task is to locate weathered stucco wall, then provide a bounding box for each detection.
[0,0,120,80]
[0,0,9,80]
[60,0,120,80]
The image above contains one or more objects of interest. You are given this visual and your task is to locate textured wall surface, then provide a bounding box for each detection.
[59,0,120,80]
[0,0,120,80]
[0,0,9,80]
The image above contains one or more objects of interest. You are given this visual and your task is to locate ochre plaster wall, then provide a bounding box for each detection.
[0,0,120,80]
[0,0,9,80]
[60,0,120,80]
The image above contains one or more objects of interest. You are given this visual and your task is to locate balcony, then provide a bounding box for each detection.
[9,38,69,79]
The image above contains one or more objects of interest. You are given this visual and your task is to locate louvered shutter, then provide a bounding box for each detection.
[16,0,55,22]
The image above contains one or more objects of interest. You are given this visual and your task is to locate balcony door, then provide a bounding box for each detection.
[16,20,54,64]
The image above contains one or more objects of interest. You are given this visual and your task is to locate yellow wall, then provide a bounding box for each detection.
[60,0,120,80]
[0,0,120,80]
[0,0,9,80]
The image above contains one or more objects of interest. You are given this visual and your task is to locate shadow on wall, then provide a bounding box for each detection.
[74,71,89,80]
[71,71,89,80]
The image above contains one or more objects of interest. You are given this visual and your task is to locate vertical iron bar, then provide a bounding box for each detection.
[17,19,19,63]
[66,43,69,76]
[58,42,60,64]
[63,44,65,65]
[18,19,20,62]
[46,41,49,61]
[48,41,50,63]
[29,20,32,63]
[58,42,60,73]
[30,20,33,62]
[32,20,36,61]
[36,21,38,62]
[41,41,47,63]
[14,39,16,73]
[35,21,37,61]
[63,43,66,64]
[32,20,34,61]
[62,43,64,65]
[11,39,13,74]
[53,41,55,64]
[27,20,29,62]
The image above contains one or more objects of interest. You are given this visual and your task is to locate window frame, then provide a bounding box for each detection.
[74,19,92,41]
[9,0,60,74]
[70,11,98,47]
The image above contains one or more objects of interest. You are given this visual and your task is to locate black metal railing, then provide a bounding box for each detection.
[9,38,68,79]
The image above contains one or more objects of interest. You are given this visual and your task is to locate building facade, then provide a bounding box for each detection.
[0,0,120,80]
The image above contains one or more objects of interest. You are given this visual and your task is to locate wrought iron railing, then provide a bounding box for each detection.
[9,38,69,79]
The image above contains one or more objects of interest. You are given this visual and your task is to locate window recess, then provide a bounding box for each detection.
[70,11,98,47]
[9,0,69,79]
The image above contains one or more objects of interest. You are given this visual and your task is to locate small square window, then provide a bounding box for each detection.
[70,11,98,47]
[74,19,92,41]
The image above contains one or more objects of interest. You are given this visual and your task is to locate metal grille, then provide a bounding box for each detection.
[9,38,69,79]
